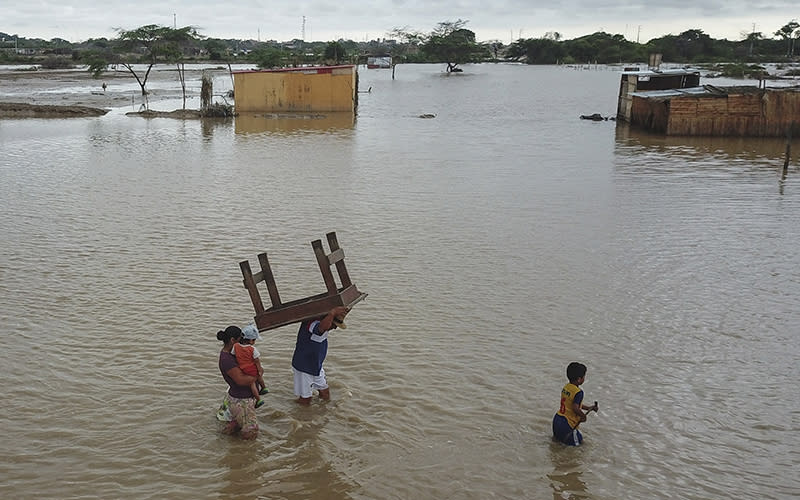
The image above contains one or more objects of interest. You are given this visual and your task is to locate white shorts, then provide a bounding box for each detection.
[293,367,328,398]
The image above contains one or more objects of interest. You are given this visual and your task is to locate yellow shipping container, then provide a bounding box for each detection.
[233,65,357,113]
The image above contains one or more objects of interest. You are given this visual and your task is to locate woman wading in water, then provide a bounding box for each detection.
[216,326,259,439]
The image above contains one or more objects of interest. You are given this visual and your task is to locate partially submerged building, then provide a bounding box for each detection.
[617,69,800,136]
[232,65,357,114]
[617,69,700,122]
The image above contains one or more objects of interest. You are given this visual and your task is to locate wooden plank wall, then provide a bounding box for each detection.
[630,97,669,133]
[632,89,800,136]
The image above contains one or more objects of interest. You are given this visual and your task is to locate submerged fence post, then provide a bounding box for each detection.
[780,123,793,194]
[784,123,793,171]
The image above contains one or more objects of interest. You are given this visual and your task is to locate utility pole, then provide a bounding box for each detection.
[749,23,755,57]
[637,25,641,44]
[173,13,176,29]
[302,16,306,41]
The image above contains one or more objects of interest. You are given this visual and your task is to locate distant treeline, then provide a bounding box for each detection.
[504,29,799,65]
[1,24,798,70]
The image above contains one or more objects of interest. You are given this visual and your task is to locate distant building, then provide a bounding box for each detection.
[366,55,392,69]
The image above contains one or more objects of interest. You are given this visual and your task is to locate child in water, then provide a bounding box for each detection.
[234,324,269,408]
[552,362,598,446]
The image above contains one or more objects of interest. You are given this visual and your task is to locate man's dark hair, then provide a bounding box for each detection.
[566,362,587,383]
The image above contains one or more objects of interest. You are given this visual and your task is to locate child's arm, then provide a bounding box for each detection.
[572,402,589,422]
[254,357,264,376]
[572,401,598,422]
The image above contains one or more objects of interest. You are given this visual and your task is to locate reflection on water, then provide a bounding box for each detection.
[216,404,356,500]
[234,112,355,134]
[548,442,590,500]
[615,123,796,163]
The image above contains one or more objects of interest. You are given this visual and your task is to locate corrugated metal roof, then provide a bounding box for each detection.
[631,85,800,99]
[232,65,355,74]
[632,84,800,100]
[631,86,709,98]
[622,68,701,76]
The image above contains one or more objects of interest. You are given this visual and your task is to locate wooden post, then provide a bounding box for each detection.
[257,252,282,308]
[240,260,265,315]
[312,239,339,295]
[326,231,353,288]
[781,123,792,194]
[784,123,793,171]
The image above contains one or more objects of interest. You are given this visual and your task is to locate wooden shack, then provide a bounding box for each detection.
[617,69,701,122]
[627,85,800,136]
[232,65,357,113]
[240,232,367,332]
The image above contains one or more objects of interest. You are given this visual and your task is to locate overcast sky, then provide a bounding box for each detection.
[2,1,797,44]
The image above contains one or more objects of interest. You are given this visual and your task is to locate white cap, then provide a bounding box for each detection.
[242,324,262,340]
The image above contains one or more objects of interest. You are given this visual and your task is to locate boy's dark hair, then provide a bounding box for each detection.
[566,362,587,383]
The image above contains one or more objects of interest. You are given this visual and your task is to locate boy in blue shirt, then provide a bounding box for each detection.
[552,362,598,446]
[291,306,349,405]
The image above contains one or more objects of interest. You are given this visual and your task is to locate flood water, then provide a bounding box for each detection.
[1,63,798,500]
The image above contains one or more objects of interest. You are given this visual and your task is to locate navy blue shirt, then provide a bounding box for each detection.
[291,319,328,376]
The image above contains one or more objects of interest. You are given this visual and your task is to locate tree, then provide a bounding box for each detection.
[112,24,202,104]
[251,47,286,69]
[387,26,426,66]
[392,20,482,72]
[482,39,505,61]
[509,37,564,64]
[775,20,799,57]
[323,41,347,64]
[739,30,765,58]
[203,39,228,60]
[423,20,481,72]
[83,50,110,78]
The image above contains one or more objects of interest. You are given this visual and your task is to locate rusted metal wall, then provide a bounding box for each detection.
[233,66,356,113]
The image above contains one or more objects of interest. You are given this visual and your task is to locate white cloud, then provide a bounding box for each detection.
[2,0,797,43]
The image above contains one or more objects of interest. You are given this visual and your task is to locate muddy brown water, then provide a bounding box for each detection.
[0,64,798,500]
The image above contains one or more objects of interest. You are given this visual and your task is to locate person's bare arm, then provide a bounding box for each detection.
[318,306,349,332]
[574,401,598,422]
[226,365,256,386]
[572,402,587,422]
